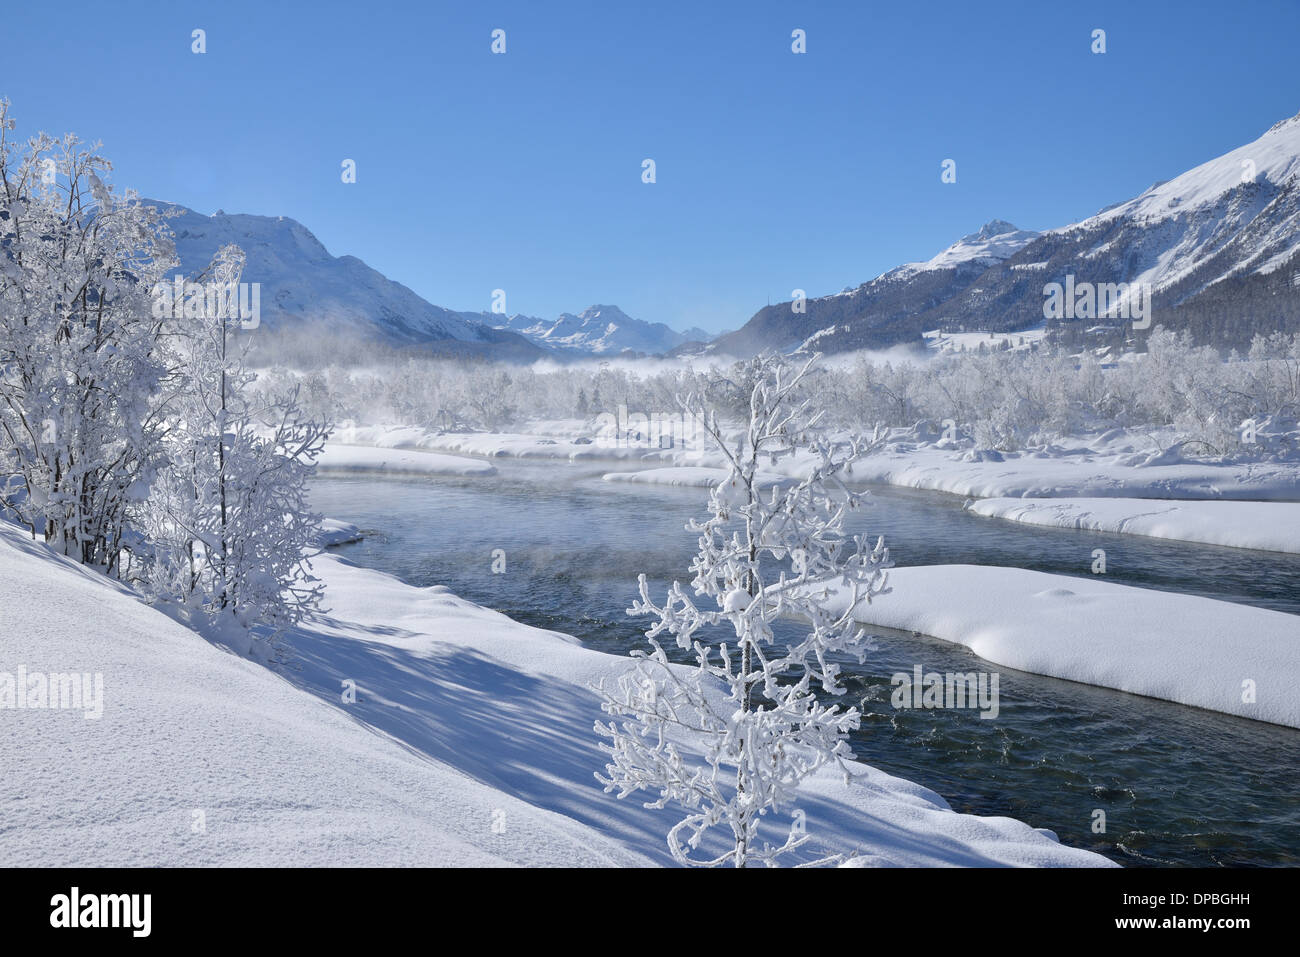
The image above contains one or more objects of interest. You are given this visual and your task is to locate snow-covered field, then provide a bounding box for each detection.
[829,565,1300,728]
[922,324,1047,356]
[970,498,1300,554]
[0,521,1111,867]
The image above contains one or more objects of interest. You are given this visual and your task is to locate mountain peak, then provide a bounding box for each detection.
[1265,109,1300,136]
[577,304,631,323]
[968,219,1021,241]
[891,220,1039,277]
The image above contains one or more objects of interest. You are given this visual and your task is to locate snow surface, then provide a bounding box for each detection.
[0,523,641,866]
[922,325,1047,356]
[847,442,1300,500]
[317,444,498,477]
[317,518,364,547]
[0,522,1111,867]
[970,498,1300,554]
[828,565,1300,728]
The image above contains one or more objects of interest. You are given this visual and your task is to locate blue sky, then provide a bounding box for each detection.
[3,0,1297,333]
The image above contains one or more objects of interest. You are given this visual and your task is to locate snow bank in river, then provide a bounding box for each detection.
[970,498,1300,554]
[831,565,1300,728]
[318,444,497,477]
[317,518,363,547]
[848,443,1300,500]
[0,521,1110,867]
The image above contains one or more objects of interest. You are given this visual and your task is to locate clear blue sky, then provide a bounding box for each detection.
[3,0,1297,333]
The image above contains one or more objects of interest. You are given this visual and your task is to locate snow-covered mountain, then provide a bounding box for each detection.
[695,219,1042,357]
[153,204,708,359]
[152,202,544,358]
[699,109,1300,356]
[492,304,712,356]
[891,220,1041,279]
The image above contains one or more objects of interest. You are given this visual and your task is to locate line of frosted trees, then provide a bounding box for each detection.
[261,327,1300,458]
[0,102,327,639]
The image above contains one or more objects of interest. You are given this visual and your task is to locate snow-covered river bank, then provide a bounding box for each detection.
[311,462,1300,866]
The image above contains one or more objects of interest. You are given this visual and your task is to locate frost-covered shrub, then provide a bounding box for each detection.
[133,246,329,637]
[595,353,892,867]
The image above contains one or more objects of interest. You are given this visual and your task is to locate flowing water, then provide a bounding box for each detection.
[310,462,1300,866]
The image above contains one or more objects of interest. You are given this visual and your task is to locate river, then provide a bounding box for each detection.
[310,461,1300,866]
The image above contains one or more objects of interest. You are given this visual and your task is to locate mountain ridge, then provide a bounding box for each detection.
[153,202,706,359]
[692,110,1300,357]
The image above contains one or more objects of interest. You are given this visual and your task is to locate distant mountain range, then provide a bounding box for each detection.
[153,202,707,359]
[688,109,1300,357]
[491,304,713,355]
[156,107,1300,362]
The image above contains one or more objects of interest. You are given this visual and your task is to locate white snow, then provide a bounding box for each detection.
[317,444,498,477]
[0,523,641,866]
[845,434,1300,500]
[970,497,1300,554]
[0,521,1112,867]
[922,325,1047,356]
[827,565,1300,728]
[317,518,364,547]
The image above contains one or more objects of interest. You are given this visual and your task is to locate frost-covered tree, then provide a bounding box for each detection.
[136,244,330,641]
[0,100,176,569]
[595,352,892,867]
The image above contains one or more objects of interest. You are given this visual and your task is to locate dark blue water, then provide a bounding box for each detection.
[310,463,1300,867]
